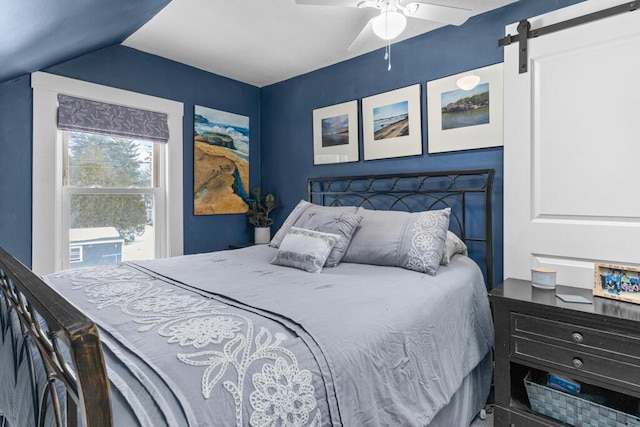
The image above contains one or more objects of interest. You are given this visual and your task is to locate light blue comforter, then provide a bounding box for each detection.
[38,245,492,426]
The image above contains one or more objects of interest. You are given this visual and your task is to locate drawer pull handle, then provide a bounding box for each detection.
[572,358,584,369]
[571,332,584,343]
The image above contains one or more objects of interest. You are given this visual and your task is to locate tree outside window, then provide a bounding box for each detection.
[66,132,156,267]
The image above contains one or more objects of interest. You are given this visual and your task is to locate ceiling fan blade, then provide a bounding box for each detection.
[295,0,359,7]
[348,18,376,52]
[404,2,472,26]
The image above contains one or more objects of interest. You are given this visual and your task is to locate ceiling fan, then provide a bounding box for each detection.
[295,0,473,51]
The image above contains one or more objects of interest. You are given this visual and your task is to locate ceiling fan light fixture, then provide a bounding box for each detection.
[456,74,481,91]
[372,10,407,40]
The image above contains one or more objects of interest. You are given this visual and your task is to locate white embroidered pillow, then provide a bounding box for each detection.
[271,227,341,273]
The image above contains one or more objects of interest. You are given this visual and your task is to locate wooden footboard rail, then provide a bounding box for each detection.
[0,247,112,427]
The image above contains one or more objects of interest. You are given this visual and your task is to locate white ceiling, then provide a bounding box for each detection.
[123,0,516,88]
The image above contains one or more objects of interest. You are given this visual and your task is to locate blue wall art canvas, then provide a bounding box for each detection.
[194,106,250,215]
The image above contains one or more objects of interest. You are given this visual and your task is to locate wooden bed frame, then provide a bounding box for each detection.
[0,246,111,427]
[0,169,494,427]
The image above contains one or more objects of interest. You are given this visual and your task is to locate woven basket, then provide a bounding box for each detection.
[524,372,640,427]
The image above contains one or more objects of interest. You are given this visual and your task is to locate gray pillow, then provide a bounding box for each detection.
[441,230,468,265]
[342,208,451,275]
[270,200,313,248]
[294,211,363,267]
[270,227,341,273]
[269,200,362,248]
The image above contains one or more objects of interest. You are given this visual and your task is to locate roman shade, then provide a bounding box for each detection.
[57,94,169,143]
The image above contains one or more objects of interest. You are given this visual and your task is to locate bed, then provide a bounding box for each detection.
[0,169,495,427]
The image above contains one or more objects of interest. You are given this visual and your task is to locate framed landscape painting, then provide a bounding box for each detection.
[427,63,503,153]
[362,84,422,160]
[194,106,250,215]
[313,100,359,164]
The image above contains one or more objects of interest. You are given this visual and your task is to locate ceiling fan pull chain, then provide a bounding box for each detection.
[387,39,392,71]
[384,0,391,70]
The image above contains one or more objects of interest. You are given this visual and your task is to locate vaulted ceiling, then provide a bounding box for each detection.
[0,0,171,84]
[1,0,516,87]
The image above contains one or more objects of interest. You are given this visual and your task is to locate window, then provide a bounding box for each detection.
[69,246,82,263]
[32,72,184,275]
[64,132,157,268]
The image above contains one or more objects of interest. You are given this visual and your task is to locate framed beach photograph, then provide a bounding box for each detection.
[362,84,422,161]
[427,63,503,153]
[593,263,640,305]
[313,100,359,165]
[194,106,250,215]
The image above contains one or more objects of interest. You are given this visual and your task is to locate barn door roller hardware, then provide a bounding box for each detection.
[498,1,639,74]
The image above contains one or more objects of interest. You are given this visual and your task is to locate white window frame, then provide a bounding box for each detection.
[69,246,83,263]
[32,72,184,276]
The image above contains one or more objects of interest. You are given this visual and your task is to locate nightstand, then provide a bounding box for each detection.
[228,243,254,250]
[490,279,640,426]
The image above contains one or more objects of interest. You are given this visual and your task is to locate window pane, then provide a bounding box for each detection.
[66,132,153,188]
[69,246,82,263]
[69,193,155,268]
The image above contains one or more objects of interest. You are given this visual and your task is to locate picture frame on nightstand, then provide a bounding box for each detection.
[593,262,640,305]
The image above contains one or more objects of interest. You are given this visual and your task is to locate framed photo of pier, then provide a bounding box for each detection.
[362,84,422,161]
[427,63,503,153]
[593,262,640,305]
[313,100,359,165]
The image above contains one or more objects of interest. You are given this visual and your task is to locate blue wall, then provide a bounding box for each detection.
[0,0,582,276]
[0,76,33,264]
[260,0,583,287]
[0,45,261,266]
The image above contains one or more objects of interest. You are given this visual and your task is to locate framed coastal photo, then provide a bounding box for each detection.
[593,263,640,305]
[362,84,422,161]
[427,63,503,153]
[194,106,250,215]
[313,100,359,165]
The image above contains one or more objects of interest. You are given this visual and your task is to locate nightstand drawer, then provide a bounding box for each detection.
[513,336,640,394]
[511,313,640,363]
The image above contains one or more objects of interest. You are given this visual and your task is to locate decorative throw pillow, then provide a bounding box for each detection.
[294,211,363,267]
[269,200,362,248]
[441,230,468,265]
[270,227,341,273]
[342,208,451,275]
[269,200,313,248]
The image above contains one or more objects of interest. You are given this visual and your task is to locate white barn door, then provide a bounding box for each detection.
[504,1,640,288]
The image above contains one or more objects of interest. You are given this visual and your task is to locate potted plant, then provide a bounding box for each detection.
[247,188,276,244]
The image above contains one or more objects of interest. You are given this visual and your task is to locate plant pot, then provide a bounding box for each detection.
[254,226,271,245]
